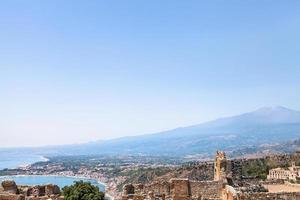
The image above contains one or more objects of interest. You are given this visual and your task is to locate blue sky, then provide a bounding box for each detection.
[1,1,300,147]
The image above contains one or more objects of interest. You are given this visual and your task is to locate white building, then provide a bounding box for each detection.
[267,162,300,181]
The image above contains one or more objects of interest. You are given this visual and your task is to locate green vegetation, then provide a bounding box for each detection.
[242,159,269,180]
[288,179,300,184]
[289,179,296,184]
[241,155,300,180]
[62,181,105,200]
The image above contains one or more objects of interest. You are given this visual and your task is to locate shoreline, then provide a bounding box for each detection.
[0,174,113,200]
[16,155,49,169]
[0,155,50,170]
[1,156,116,199]
[0,174,106,187]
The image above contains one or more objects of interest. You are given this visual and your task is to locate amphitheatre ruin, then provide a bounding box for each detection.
[121,151,300,200]
[3,151,300,200]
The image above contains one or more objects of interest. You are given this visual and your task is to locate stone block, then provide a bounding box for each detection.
[1,180,18,194]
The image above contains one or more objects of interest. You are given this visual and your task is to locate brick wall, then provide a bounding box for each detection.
[190,180,223,200]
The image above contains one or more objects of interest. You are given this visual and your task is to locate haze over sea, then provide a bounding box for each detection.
[0,151,47,170]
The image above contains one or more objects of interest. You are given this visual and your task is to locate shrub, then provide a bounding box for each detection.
[62,181,105,200]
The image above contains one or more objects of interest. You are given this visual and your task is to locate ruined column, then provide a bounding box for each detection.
[214,151,227,181]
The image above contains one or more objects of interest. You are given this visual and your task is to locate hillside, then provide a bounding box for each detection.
[43,106,300,157]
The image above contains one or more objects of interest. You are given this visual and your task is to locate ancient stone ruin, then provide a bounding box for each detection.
[0,180,63,200]
[121,151,300,200]
[214,151,227,181]
[1,180,18,195]
[122,178,224,200]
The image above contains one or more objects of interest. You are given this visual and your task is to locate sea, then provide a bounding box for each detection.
[0,151,106,193]
[0,151,48,170]
[0,175,105,192]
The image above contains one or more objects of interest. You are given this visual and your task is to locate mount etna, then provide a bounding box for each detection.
[20,106,300,157]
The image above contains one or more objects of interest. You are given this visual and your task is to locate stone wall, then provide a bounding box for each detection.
[189,180,223,200]
[237,192,300,200]
[122,178,224,200]
[170,179,190,200]
[1,180,18,194]
[144,181,170,196]
[0,181,63,200]
[0,194,25,200]
[121,151,300,200]
[222,185,300,200]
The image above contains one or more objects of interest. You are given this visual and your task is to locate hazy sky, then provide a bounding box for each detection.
[1,1,300,147]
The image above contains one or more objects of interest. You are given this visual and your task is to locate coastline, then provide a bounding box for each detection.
[16,155,49,169]
[45,174,114,200]
[0,174,106,187]
[0,154,49,170]
[1,156,116,199]
[40,155,50,162]
[0,174,113,200]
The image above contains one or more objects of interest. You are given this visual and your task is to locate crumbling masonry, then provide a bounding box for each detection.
[121,151,300,200]
[0,180,63,200]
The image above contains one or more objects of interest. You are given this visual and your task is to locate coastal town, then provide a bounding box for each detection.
[0,155,181,198]
[1,0,300,199]
[3,151,300,199]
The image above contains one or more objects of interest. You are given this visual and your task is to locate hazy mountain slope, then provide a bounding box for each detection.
[49,106,300,156]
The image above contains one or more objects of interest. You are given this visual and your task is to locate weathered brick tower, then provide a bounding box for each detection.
[214,151,227,181]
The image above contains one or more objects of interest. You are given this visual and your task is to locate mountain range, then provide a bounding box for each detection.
[39,106,300,157]
[3,106,300,158]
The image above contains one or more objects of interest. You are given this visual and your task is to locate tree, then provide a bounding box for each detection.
[62,181,105,200]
